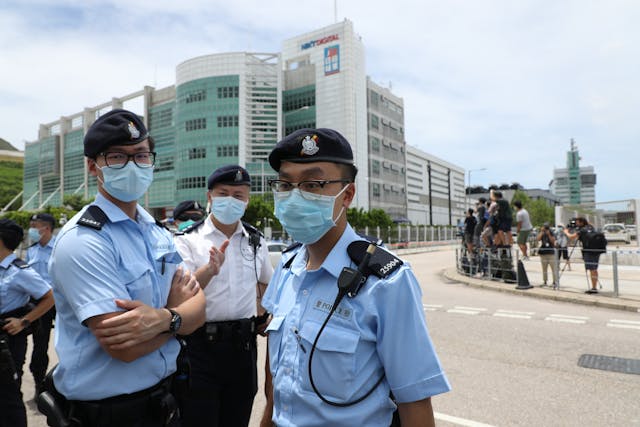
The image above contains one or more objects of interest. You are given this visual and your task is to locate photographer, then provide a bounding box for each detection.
[536,223,557,287]
[0,219,54,427]
[563,217,600,294]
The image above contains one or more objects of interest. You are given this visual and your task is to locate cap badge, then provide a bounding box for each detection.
[127,121,140,140]
[300,135,319,156]
[235,170,243,182]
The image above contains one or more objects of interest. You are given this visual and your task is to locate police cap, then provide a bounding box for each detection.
[173,200,205,220]
[31,213,56,229]
[0,218,24,250]
[83,109,149,158]
[207,165,251,189]
[268,128,354,172]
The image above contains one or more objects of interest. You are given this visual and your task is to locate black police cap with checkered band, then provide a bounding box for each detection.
[83,109,149,158]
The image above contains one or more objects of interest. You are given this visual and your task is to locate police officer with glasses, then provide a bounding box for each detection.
[46,109,206,426]
[174,165,273,427]
[259,128,450,427]
[1,219,54,427]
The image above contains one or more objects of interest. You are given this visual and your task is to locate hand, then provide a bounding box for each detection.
[206,240,229,276]
[1,317,23,335]
[93,300,168,350]
[167,266,200,308]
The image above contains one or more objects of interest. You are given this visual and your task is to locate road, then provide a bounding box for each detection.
[26,247,640,426]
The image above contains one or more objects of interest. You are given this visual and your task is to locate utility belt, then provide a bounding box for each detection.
[0,302,40,335]
[38,372,179,427]
[194,315,267,350]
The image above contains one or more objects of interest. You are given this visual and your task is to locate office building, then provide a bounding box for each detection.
[549,139,596,206]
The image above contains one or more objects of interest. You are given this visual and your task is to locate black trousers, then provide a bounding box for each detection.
[0,332,27,427]
[179,326,258,427]
[30,306,55,387]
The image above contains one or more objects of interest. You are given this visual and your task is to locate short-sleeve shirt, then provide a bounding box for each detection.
[0,253,51,314]
[49,193,182,400]
[26,237,56,285]
[174,217,273,321]
[261,224,450,426]
[516,209,533,231]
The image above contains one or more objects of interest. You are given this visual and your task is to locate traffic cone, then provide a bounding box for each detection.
[515,260,533,290]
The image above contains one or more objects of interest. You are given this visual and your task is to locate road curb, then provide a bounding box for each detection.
[443,268,640,313]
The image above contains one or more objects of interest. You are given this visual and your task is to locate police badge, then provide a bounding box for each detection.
[127,121,140,139]
[300,135,319,156]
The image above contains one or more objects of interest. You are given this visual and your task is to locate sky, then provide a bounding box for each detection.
[1,0,639,203]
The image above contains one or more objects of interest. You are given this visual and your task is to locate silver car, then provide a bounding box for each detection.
[603,223,631,244]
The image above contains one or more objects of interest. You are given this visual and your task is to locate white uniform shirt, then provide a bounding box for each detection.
[174,216,273,321]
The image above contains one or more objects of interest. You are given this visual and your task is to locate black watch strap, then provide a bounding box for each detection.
[167,308,182,335]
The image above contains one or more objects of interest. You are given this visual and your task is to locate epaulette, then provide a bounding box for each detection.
[174,218,205,236]
[282,242,303,269]
[11,258,29,269]
[347,240,403,279]
[155,219,169,231]
[78,205,109,230]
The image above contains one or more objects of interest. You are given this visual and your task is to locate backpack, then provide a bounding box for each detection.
[581,228,607,254]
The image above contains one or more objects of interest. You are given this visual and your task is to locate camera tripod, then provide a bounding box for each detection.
[559,238,603,290]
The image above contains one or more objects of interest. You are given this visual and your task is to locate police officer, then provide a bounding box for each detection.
[259,128,451,427]
[172,200,205,232]
[26,212,57,396]
[174,165,273,427]
[0,219,54,427]
[47,109,206,426]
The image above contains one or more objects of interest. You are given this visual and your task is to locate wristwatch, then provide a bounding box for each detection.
[166,309,182,335]
[21,318,31,328]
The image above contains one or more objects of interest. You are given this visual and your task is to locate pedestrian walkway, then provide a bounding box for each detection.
[445,253,640,313]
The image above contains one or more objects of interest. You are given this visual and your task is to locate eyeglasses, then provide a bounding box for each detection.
[99,151,156,169]
[268,179,350,199]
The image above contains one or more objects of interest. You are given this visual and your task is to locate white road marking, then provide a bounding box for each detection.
[435,412,497,427]
[423,304,443,311]
[455,306,488,312]
[545,314,588,324]
[493,309,533,319]
[607,319,640,330]
[447,309,481,315]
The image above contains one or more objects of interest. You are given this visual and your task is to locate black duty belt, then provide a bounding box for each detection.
[69,376,177,425]
[200,318,255,343]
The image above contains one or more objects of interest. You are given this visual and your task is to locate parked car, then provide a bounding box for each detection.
[603,223,631,244]
[625,224,637,240]
[267,242,289,268]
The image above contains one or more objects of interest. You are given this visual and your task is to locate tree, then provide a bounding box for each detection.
[511,190,553,227]
[63,194,94,211]
[243,195,278,230]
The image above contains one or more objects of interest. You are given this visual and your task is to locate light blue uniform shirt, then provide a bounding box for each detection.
[262,224,450,427]
[49,194,182,400]
[27,236,55,285]
[0,253,51,314]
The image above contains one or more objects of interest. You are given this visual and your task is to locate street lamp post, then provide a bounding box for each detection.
[466,168,487,208]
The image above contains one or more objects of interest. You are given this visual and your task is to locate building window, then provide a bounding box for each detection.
[371,184,380,198]
[177,176,206,189]
[371,159,380,176]
[217,115,239,128]
[370,114,379,129]
[185,90,206,104]
[188,147,206,159]
[370,136,380,152]
[218,86,239,98]
[216,145,239,157]
[185,118,207,131]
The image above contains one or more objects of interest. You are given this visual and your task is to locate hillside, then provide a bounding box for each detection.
[0,160,23,210]
[0,138,18,151]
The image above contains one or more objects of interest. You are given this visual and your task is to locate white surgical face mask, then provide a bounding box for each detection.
[274,186,347,245]
[211,196,247,225]
[98,162,154,202]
